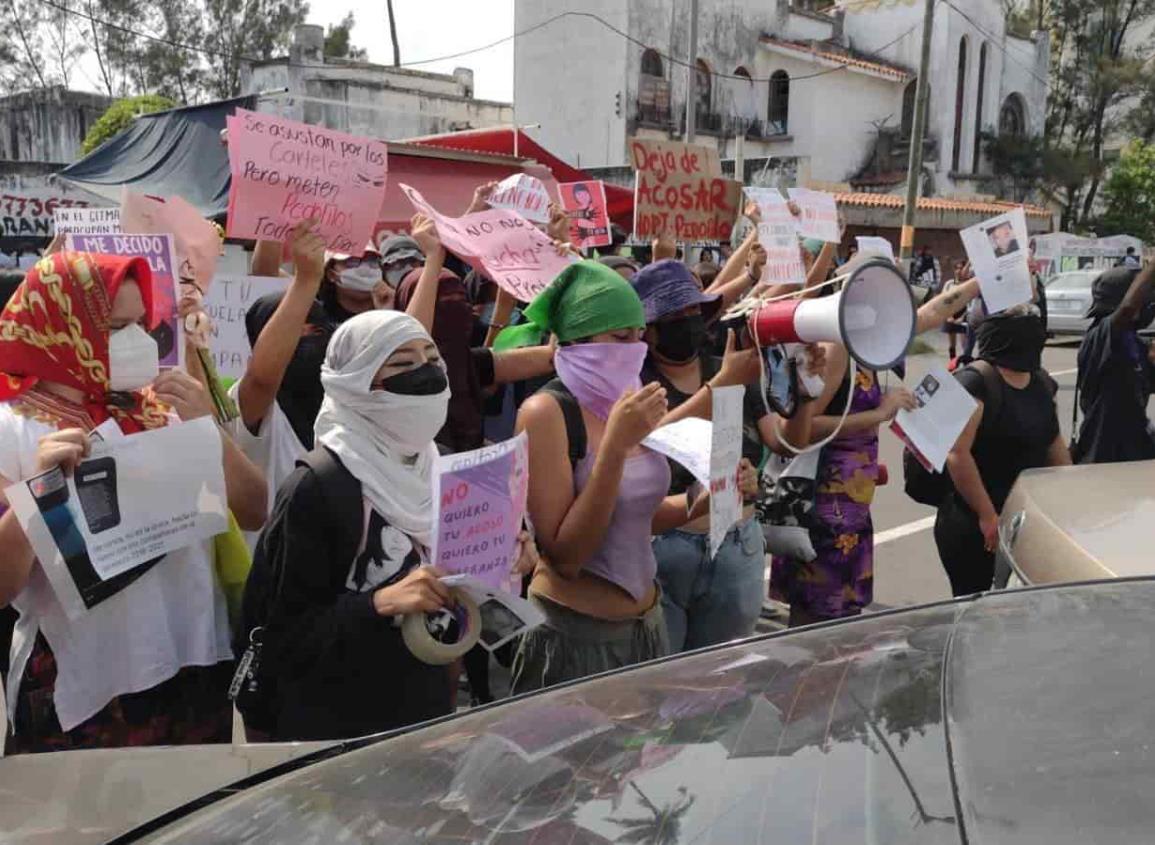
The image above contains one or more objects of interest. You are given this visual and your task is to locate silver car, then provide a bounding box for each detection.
[1044,270,1097,335]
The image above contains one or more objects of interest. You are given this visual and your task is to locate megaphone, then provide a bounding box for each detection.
[745,258,916,372]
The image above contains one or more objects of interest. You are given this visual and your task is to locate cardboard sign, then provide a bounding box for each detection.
[54,207,121,235]
[225,108,388,255]
[788,188,840,243]
[558,180,612,249]
[890,364,978,472]
[960,208,1033,314]
[629,137,741,241]
[401,183,576,303]
[3,417,228,620]
[202,274,288,381]
[120,191,221,294]
[65,233,183,370]
[431,433,529,594]
[709,385,744,556]
[746,187,804,286]
[486,173,551,224]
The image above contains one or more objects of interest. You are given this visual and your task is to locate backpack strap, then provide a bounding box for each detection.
[966,360,1004,435]
[538,378,587,470]
[299,447,366,569]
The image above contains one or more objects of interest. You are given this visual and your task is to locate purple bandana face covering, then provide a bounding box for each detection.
[555,342,648,419]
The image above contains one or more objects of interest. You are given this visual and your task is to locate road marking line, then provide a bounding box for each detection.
[1051,367,1078,377]
[875,515,936,546]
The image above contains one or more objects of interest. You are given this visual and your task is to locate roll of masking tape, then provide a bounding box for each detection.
[401,588,482,665]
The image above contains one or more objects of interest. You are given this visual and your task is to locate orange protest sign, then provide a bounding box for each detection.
[629,137,741,242]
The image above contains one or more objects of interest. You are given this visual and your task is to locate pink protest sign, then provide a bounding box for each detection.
[401,183,575,303]
[430,433,529,594]
[486,173,551,224]
[225,108,388,255]
[558,180,612,249]
[120,190,221,293]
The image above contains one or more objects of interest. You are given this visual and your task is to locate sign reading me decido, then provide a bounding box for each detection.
[630,137,742,242]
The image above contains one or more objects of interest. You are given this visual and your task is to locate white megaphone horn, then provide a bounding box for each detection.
[746,258,916,371]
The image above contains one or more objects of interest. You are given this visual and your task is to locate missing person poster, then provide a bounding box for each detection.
[3,417,229,620]
[558,180,612,249]
[960,207,1033,314]
[710,385,744,556]
[889,364,978,472]
[787,188,840,243]
[746,187,804,286]
[65,232,183,370]
[202,274,289,381]
[430,432,529,593]
[486,173,551,224]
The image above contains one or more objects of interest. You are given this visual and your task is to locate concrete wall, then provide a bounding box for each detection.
[0,88,112,164]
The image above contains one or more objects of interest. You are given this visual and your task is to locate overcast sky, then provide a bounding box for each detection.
[309,0,515,102]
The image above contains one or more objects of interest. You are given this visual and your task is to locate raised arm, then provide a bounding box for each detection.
[492,341,555,384]
[236,221,326,434]
[917,277,981,335]
[1113,261,1155,330]
[404,213,445,335]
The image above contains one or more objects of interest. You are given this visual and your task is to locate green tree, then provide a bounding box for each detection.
[323,12,367,61]
[81,93,175,154]
[202,0,309,99]
[1097,141,1155,241]
[0,0,48,91]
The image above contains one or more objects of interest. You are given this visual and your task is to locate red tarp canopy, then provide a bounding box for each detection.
[407,127,633,231]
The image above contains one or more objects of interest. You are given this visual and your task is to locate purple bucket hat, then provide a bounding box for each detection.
[631,259,721,323]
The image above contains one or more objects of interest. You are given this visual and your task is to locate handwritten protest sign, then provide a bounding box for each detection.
[558,180,612,249]
[3,417,227,621]
[856,235,896,264]
[401,183,575,302]
[121,191,221,294]
[960,207,1033,314]
[630,137,742,241]
[890,364,978,472]
[644,417,712,489]
[66,233,183,369]
[746,187,804,286]
[225,108,388,255]
[487,173,551,224]
[709,385,744,556]
[202,274,287,381]
[788,188,840,243]
[431,432,529,593]
[54,207,120,235]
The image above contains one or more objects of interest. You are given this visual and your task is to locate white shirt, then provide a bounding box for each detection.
[0,404,232,732]
[226,381,308,552]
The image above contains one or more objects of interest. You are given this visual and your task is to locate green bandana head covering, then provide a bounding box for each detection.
[802,238,825,257]
[494,260,645,350]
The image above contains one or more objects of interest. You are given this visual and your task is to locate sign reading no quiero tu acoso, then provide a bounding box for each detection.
[225,108,388,255]
[629,138,742,242]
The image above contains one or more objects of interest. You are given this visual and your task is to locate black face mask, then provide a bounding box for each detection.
[977,314,1046,373]
[375,362,448,396]
[655,314,706,363]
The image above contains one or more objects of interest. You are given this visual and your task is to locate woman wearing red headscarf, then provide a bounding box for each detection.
[0,251,266,753]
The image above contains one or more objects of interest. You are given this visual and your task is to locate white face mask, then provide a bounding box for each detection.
[108,323,159,391]
[338,265,383,293]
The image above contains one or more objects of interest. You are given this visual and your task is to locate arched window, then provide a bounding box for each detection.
[733,66,751,81]
[768,70,790,135]
[972,43,988,172]
[696,59,712,114]
[1000,93,1027,137]
[901,79,918,137]
[641,48,663,78]
[733,66,754,121]
[951,37,968,172]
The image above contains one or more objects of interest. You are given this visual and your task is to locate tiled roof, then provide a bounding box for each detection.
[759,36,913,82]
[835,191,1053,219]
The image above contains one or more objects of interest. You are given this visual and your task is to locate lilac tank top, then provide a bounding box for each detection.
[572,447,671,602]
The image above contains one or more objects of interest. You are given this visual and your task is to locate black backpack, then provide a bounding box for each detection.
[902,361,1004,507]
[230,447,363,735]
[538,378,587,470]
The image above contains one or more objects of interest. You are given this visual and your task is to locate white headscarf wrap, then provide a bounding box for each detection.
[315,311,449,550]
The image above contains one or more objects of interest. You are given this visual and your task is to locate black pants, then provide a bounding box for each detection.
[934,498,994,597]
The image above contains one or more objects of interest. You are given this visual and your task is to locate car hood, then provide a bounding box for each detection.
[1012,461,1155,577]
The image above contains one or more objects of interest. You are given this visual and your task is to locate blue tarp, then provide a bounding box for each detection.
[56,96,255,217]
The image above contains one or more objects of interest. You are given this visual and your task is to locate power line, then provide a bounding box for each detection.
[941,0,1051,88]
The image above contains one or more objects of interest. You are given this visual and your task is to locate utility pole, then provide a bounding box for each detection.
[899,0,936,268]
[685,0,700,143]
[386,0,401,66]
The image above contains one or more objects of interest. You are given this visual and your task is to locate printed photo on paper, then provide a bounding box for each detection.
[960,207,1033,314]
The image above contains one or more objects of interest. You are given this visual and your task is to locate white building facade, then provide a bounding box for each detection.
[513,0,1048,197]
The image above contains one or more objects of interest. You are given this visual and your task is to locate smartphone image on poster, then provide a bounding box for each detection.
[75,456,121,533]
[29,466,87,560]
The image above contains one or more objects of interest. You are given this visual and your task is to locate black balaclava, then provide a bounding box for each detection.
[977,312,1047,373]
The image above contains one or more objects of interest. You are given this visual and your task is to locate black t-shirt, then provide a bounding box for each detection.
[954,368,1059,512]
[642,355,768,495]
[1075,318,1155,464]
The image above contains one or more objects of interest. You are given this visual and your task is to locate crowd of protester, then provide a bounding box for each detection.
[0,181,1151,755]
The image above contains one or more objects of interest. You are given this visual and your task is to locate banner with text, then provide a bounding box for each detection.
[2,191,88,238]
[202,274,288,381]
[226,108,388,254]
[54,207,121,236]
[709,385,744,556]
[788,188,840,243]
[558,180,612,249]
[431,432,530,594]
[487,173,551,224]
[66,233,183,370]
[401,183,575,302]
[630,137,742,242]
[746,187,804,286]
